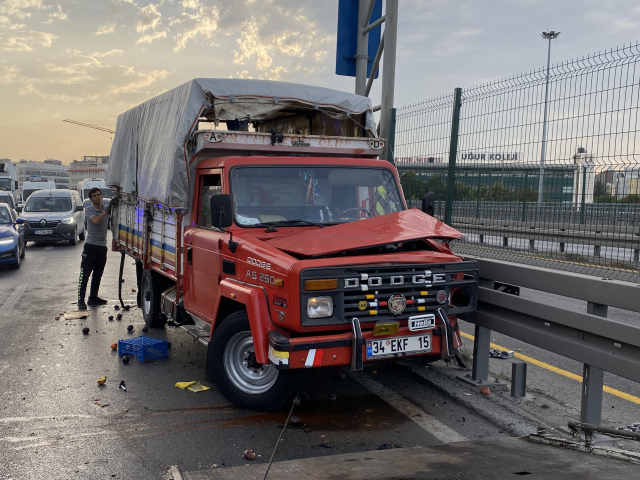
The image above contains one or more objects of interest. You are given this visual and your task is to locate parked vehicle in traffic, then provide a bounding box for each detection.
[108,79,479,411]
[20,189,85,245]
[78,179,112,201]
[0,191,16,210]
[21,181,56,204]
[0,203,25,269]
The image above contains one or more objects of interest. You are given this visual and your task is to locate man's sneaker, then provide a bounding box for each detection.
[77,299,87,310]
[87,297,108,306]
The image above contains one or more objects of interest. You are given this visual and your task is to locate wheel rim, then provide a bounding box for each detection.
[223,332,279,395]
[142,275,151,316]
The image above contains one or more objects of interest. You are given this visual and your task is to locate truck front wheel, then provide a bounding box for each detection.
[208,311,299,411]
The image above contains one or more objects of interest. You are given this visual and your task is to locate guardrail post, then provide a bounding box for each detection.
[580,302,608,425]
[471,323,491,382]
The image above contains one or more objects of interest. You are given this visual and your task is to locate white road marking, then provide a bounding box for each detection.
[1,284,27,314]
[351,372,467,444]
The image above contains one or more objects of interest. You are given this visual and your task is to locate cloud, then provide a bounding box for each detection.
[234,19,272,70]
[171,0,219,52]
[259,66,289,81]
[137,30,166,44]
[109,68,168,94]
[0,14,24,28]
[0,30,56,51]
[43,4,66,24]
[18,83,98,102]
[0,0,49,19]
[92,48,123,58]
[0,64,19,83]
[136,3,162,33]
[94,22,115,35]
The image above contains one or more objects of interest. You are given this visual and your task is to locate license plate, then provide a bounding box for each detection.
[35,230,52,235]
[408,314,436,331]
[366,334,432,359]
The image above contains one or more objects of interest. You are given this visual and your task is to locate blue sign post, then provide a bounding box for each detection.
[335,0,383,79]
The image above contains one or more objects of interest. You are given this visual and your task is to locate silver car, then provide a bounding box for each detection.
[19,189,86,245]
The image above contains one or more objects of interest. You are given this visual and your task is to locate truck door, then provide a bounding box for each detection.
[183,171,225,323]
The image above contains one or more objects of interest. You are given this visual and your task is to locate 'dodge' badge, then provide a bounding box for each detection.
[388,294,407,315]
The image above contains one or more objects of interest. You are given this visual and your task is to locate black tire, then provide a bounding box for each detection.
[207,311,299,411]
[141,269,169,328]
[11,250,20,269]
[69,229,77,246]
[19,241,25,259]
[79,227,86,241]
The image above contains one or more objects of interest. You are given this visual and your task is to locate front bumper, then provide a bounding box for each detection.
[0,245,17,264]
[268,310,463,371]
[24,223,76,242]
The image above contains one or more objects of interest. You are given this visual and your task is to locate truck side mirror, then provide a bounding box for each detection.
[422,192,435,217]
[210,194,234,229]
[75,205,84,212]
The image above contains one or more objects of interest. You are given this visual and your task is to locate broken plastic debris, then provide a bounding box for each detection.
[97,376,107,385]
[175,381,210,392]
[64,311,90,320]
[489,349,514,359]
[119,381,126,392]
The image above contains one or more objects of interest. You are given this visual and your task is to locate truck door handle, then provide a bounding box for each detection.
[187,247,193,265]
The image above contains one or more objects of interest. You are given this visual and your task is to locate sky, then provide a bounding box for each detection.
[1,0,640,163]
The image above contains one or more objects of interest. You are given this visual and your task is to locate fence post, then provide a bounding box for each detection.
[521,172,528,222]
[580,166,587,224]
[444,87,462,226]
[475,173,482,219]
[386,107,396,164]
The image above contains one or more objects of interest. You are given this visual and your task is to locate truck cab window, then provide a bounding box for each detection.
[198,174,222,228]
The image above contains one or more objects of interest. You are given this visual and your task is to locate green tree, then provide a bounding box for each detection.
[515,188,537,202]
[620,194,640,204]
[594,194,617,204]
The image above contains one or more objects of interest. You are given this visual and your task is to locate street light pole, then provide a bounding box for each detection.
[538,30,560,205]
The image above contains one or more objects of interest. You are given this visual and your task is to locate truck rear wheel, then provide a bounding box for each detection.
[141,269,169,328]
[208,311,299,411]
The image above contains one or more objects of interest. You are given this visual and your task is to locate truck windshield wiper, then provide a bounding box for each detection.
[260,220,325,228]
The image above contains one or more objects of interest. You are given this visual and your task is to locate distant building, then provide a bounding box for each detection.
[82,155,109,164]
[15,160,69,191]
[67,165,107,189]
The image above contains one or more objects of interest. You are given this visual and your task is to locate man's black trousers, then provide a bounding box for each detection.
[78,243,108,301]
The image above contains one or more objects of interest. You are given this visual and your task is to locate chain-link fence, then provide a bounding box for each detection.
[394,43,640,282]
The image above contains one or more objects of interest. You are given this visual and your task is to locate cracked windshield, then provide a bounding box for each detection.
[231,166,403,226]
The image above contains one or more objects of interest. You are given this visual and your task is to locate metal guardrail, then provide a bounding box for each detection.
[460,255,640,426]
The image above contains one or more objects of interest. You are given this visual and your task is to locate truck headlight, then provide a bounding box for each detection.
[61,217,75,224]
[307,296,333,318]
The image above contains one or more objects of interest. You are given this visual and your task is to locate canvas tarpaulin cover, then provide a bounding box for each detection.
[106,78,376,208]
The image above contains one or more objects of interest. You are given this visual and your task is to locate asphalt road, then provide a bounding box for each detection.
[2,235,639,479]
[0,237,505,480]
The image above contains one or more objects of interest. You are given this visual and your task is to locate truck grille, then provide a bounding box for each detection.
[28,221,59,228]
[299,261,479,327]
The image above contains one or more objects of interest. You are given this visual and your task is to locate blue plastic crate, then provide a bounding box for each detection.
[118,335,168,363]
